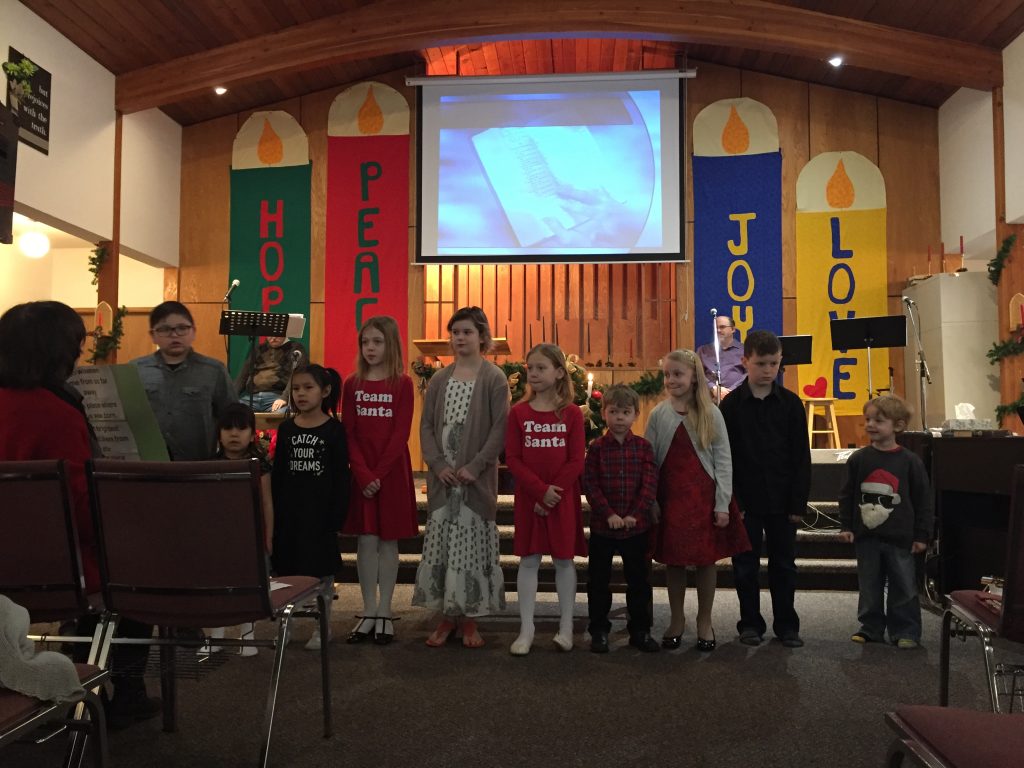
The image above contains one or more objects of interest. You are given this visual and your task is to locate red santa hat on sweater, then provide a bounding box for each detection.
[860,468,901,505]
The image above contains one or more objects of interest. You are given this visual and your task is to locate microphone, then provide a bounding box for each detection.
[902,296,916,307]
[710,307,718,317]
[223,278,240,302]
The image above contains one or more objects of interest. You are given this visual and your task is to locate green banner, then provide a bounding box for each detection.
[228,163,312,376]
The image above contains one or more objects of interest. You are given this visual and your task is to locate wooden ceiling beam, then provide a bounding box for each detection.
[115,0,1003,113]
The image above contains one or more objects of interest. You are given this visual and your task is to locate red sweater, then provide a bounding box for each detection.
[0,387,98,592]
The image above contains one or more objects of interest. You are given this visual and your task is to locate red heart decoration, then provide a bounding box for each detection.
[802,376,827,398]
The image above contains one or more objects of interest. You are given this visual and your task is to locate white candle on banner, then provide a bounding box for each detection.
[586,373,594,398]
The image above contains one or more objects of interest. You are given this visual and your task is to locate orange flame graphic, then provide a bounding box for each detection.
[358,86,385,135]
[721,105,750,155]
[826,159,855,209]
[257,119,284,165]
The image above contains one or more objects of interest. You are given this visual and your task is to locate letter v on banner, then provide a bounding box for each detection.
[228,111,312,376]
[324,82,411,376]
[795,152,887,415]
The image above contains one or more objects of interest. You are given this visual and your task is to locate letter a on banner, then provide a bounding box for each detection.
[325,82,410,375]
[795,152,887,416]
[692,98,782,342]
[229,111,312,376]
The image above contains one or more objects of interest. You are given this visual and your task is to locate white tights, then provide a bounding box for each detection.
[515,555,576,646]
[355,535,399,631]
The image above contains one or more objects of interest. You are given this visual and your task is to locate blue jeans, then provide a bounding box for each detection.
[239,391,286,413]
[854,537,921,643]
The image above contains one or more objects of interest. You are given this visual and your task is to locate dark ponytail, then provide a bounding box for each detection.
[292,363,342,418]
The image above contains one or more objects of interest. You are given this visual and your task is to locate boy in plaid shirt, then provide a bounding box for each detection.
[583,385,659,653]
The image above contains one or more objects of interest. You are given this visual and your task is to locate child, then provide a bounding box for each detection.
[719,329,811,648]
[583,385,659,654]
[645,349,749,651]
[504,344,586,655]
[341,316,417,646]
[839,395,933,648]
[413,307,509,648]
[203,402,273,656]
[271,364,350,651]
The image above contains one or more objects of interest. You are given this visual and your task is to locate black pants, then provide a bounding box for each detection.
[74,614,153,694]
[587,531,652,636]
[732,512,800,638]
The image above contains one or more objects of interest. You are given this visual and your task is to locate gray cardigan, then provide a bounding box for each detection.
[420,361,510,521]
[644,399,734,514]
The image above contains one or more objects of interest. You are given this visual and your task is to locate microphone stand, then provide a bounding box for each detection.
[906,300,931,429]
[711,309,722,405]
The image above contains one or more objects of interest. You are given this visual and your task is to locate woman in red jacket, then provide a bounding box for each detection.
[0,301,158,728]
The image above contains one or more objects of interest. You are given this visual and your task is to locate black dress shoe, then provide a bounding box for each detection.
[346,617,375,644]
[629,634,660,653]
[590,632,610,654]
[696,630,716,652]
[373,617,395,645]
[661,634,682,650]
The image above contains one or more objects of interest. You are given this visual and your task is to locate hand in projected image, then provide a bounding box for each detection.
[540,184,634,248]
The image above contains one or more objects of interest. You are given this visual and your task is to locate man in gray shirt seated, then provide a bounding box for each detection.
[696,314,746,403]
[132,301,236,460]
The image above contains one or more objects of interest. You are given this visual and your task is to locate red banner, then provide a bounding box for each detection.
[324,83,410,376]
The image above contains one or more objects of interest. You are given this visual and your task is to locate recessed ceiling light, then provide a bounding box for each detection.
[18,231,50,259]
[828,56,844,68]
[214,86,228,95]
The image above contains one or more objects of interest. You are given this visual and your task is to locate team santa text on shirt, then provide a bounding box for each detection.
[522,419,567,448]
[289,432,325,474]
[354,389,394,417]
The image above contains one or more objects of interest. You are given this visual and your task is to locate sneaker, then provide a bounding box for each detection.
[851,632,872,644]
[896,638,920,650]
[304,628,330,651]
[780,633,804,648]
[739,629,763,646]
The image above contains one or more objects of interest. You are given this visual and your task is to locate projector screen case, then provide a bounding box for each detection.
[412,71,689,265]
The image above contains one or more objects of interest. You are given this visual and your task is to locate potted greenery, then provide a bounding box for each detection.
[2,57,38,115]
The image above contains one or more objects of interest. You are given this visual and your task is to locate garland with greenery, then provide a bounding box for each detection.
[88,244,108,286]
[988,233,1017,286]
[996,394,1024,426]
[86,305,127,364]
[987,334,1024,365]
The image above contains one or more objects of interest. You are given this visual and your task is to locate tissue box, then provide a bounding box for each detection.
[941,418,994,430]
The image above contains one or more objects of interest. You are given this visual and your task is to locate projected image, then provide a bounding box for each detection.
[433,89,665,257]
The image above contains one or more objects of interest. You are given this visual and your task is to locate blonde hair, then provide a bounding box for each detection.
[355,315,404,381]
[663,348,716,450]
[524,343,574,415]
[865,395,911,430]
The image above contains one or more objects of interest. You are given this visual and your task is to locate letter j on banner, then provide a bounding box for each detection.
[229,111,312,376]
[796,152,888,415]
[325,82,410,376]
[692,98,782,342]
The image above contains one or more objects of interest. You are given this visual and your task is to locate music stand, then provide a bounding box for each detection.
[220,311,296,411]
[830,315,907,399]
[779,335,812,366]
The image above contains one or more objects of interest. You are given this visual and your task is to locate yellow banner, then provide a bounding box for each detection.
[795,152,887,416]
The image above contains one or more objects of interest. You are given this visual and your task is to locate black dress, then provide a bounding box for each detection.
[271,417,349,578]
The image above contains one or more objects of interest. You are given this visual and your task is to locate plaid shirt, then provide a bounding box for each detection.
[583,430,658,539]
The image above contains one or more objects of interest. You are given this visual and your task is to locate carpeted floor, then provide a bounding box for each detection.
[7,586,1022,768]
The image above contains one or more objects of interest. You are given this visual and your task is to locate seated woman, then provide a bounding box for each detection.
[235,336,308,412]
[0,301,159,728]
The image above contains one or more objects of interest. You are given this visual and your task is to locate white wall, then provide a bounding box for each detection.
[121,109,181,267]
[1,0,182,267]
[938,87,995,260]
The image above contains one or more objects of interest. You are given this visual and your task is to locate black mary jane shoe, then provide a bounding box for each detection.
[373,617,396,646]
[696,630,717,652]
[346,617,376,644]
[661,634,682,650]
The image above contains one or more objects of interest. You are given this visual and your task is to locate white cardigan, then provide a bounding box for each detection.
[644,399,733,514]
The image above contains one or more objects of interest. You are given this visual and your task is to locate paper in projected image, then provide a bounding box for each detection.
[471,126,626,247]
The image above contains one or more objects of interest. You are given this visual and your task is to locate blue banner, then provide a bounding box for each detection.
[692,152,783,342]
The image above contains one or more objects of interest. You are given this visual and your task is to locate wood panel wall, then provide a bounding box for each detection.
[176,59,942,456]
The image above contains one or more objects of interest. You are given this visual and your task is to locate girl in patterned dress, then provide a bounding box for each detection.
[413,307,510,648]
[645,349,750,652]
[341,316,417,646]
[504,344,586,655]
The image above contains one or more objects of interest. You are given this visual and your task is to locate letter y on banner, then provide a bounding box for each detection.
[325,83,410,375]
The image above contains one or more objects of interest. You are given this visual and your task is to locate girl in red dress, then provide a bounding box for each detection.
[644,349,750,652]
[504,344,586,655]
[341,316,418,646]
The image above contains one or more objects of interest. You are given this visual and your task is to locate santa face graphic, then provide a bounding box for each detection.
[858,469,901,530]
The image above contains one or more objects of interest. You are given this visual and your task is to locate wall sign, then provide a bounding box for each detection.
[6,48,51,155]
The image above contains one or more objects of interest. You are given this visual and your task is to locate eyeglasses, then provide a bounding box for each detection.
[152,324,193,337]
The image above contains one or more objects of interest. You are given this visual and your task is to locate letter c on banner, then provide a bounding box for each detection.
[727,260,755,302]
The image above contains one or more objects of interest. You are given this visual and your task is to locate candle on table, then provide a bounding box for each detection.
[586,373,593,398]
